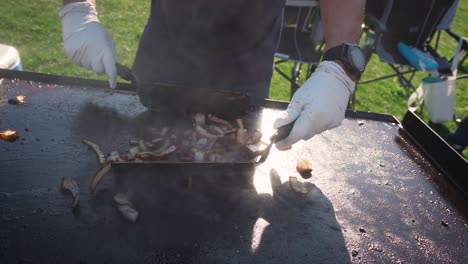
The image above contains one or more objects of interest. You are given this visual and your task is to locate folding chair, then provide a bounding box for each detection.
[432,0,468,78]
[358,0,456,93]
[274,0,324,99]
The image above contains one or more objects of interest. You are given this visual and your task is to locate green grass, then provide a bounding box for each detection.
[0,0,149,78]
[0,0,467,157]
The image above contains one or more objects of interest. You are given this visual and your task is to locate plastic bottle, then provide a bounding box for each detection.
[397,42,438,71]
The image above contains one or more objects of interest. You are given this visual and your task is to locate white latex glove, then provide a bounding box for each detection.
[273,61,355,149]
[58,2,118,88]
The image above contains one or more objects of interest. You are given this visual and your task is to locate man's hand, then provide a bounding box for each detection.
[273,61,355,149]
[59,2,118,88]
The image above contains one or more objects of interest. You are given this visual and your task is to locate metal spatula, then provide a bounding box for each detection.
[116,63,250,119]
[255,119,296,165]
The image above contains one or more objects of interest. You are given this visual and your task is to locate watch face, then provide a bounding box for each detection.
[349,46,366,72]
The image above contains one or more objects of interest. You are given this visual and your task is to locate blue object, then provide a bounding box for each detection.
[13,64,23,71]
[397,42,439,71]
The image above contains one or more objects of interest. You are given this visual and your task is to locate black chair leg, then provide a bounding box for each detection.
[290,62,302,99]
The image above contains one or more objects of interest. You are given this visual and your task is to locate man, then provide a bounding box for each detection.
[59,0,366,149]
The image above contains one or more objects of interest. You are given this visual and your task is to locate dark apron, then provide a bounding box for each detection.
[133,0,285,107]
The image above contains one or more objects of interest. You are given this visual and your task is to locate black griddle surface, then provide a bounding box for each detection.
[0,79,467,264]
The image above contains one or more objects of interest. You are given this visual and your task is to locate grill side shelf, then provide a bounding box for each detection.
[0,68,134,91]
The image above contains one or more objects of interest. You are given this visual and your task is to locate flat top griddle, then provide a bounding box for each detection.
[0,76,467,264]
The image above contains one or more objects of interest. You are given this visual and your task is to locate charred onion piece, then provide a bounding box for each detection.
[236,128,249,145]
[89,161,112,193]
[129,139,139,146]
[206,138,218,150]
[207,153,221,162]
[207,114,233,130]
[207,125,225,136]
[60,176,79,208]
[193,149,205,162]
[154,139,172,153]
[16,95,26,105]
[247,141,269,156]
[154,144,177,156]
[235,118,249,144]
[82,140,106,164]
[7,95,26,105]
[194,125,223,139]
[151,138,164,144]
[160,127,170,137]
[289,176,313,196]
[296,159,313,179]
[247,130,262,145]
[129,146,139,155]
[113,193,133,206]
[207,125,237,137]
[193,113,206,125]
[135,145,177,161]
[0,130,19,142]
[196,137,208,147]
[117,204,139,223]
[236,118,244,130]
[106,151,121,162]
[223,129,238,135]
[114,193,139,223]
[138,140,147,152]
[177,152,195,162]
[134,152,156,161]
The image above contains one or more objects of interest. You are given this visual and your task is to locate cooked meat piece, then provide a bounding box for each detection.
[16,95,26,104]
[7,95,26,105]
[296,159,313,179]
[0,130,19,142]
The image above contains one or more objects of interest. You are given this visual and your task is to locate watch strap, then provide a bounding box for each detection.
[322,44,361,79]
[322,45,346,62]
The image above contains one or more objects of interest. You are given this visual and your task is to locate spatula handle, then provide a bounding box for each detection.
[274,119,296,143]
[116,63,137,84]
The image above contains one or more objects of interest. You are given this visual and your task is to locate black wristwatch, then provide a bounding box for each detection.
[322,43,366,80]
